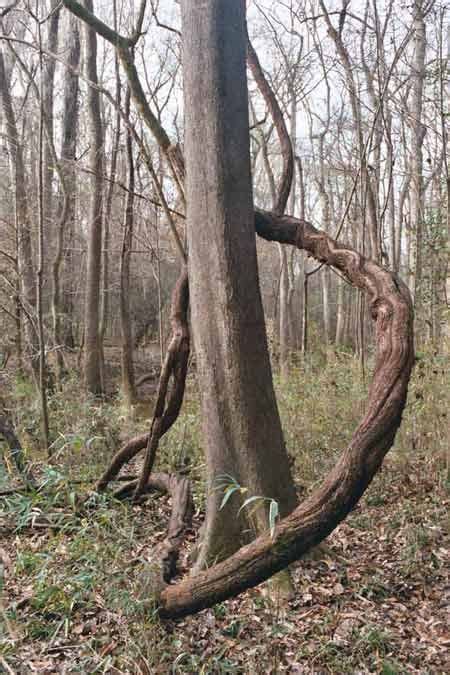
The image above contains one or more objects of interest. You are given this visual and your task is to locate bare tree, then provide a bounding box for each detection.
[83,0,105,395]
[120,87,136,408]
[52,11,80,376]
[410,0,428,341]
[0,43,39,383]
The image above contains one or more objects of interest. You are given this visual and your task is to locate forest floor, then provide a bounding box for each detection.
[0,350,448,674]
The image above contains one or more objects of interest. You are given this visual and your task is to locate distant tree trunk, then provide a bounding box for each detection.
[438,6,450,337]
[37,34,50,451]
[278,245,290,376]
[42,0,61,278]
[120,88,136,408]
[14,283,23,374]
[181,0,297,568]
[319,0,380,262]
[335,275,345,346]
[52,12,80,375]
[279,92,297,371]
[83,0,104,395]
[247,33,294,376]
[385,110,397,271]
[316,130,332,347]
[296,155,306,352]
[0,50,39,383]
[99,0,121,371]
[410,0,427,341]
[322,267,331,345]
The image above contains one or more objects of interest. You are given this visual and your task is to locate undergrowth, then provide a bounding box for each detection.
[0,346,448,672]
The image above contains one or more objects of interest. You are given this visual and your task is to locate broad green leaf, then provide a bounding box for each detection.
[238,495,264,515]
[219,485,240,510]
[269,499,279,538]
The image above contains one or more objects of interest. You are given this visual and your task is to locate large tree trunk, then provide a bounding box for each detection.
[181,0,297,568]
[83,0,104,395]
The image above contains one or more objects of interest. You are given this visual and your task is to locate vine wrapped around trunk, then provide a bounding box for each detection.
[154,210,414,619]
[95,210,413,618]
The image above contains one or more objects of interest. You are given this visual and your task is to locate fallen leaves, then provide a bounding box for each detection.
[0,451,448,673]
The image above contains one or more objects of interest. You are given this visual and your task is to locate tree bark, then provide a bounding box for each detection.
[119,87,136,408]
[181,0,297,568]
[42,0,61,281]
[52,12,80,374]
[410,0,427,341]
[83,0,104,395]
[0,50,39,383]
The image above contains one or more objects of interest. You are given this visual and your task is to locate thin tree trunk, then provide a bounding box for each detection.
[335,275,345,346]
[42,0,61,281]
[52,12,80,378]
[296,155,306,352]
[119,87,136,408]
[319,0,380,262]
[99,0,121,371]
[411,0,427,341]
[83,0,104,395]
[37,21,50,452]
[278,245,290,377]
[322,267,331,345]
[0,50,39,383]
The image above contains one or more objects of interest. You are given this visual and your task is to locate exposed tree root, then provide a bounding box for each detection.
[114,471,194,583]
